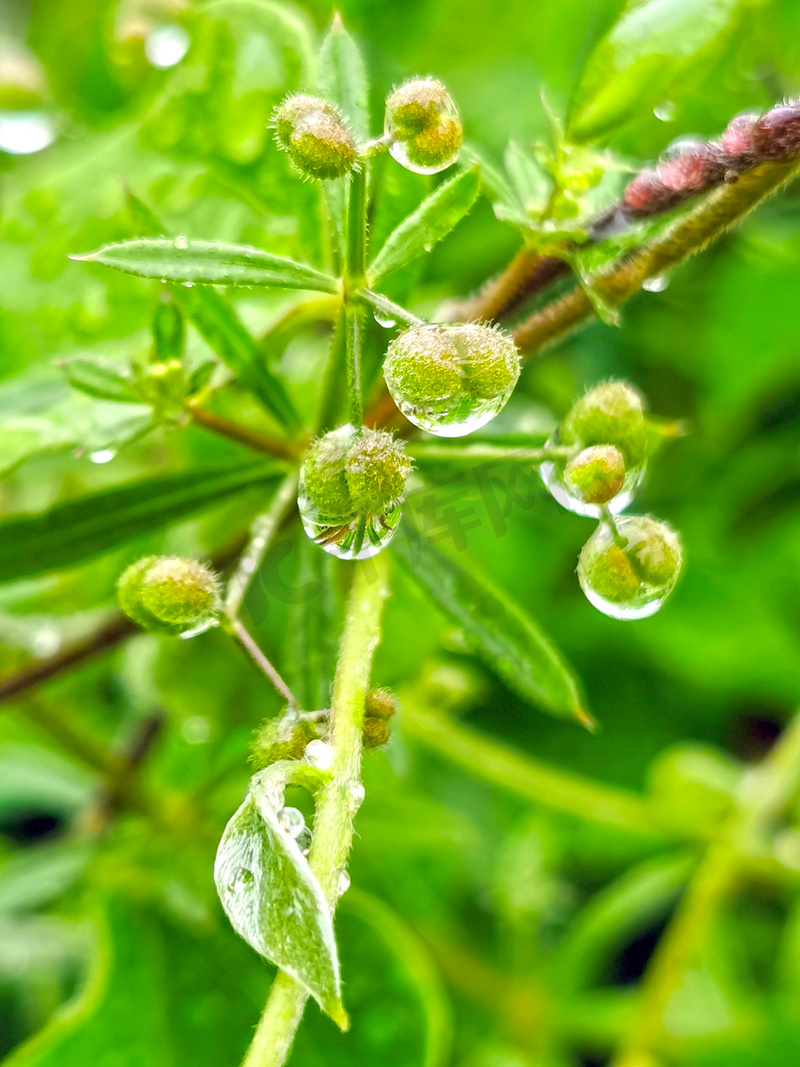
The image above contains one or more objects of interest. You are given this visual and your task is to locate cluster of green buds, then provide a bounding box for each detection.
[273,94,357,180]
[540,382,683,619]
[384,77,463,174]
[362,687,398,748]
[298,426,412,560]
[118,556,221,636]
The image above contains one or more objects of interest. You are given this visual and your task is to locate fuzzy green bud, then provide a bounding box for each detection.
[562,381,648,469]
[577,515,682,619]
[300,425,411,522]
[564,445,625,505]
[362,716,392,748]
[385,77,453,138]
[287,111,357,180]
[250,713,321,769]
[273,94,340,148]
[118,556,220,635]
[365,687,398,720]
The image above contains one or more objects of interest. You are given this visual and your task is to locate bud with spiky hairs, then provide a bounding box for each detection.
[118,556,220,635]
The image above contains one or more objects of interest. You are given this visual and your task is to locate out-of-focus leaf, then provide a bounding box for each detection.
[393,524,591,726]
[285,533,338,710]
[568,0,745,142]
[0,842,95,914]
[214,762,346,1025]
[73,239,340,293]
[204,0,318,83]
[125,191,301,430]
[59,359,139,404]
[151,302,185,363]
[3,897,266,1067]
[317,15,369,141]
[367,167,481,285]
[0,464,282,583]
[0,745,95,819]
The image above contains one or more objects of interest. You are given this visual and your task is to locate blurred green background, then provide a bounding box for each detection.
[3,1,800,1065]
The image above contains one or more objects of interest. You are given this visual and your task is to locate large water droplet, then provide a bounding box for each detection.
[384,323,519,438]
[0,111,56,155]
[373,310,396,328]
[540,430,644,518]
[577,515,682,620]
[145,23,190,69]
[388,138,455,175]
[654,100,675,122]
[304,739,334,771]
[298,424,402,560]
[277,807,306,838]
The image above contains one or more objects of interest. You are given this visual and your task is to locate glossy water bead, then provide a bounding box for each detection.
[541,381,648,517]
[384,323,520,437]
[385,77,463,174]
[577,515,682,620]
[298,425,411,560]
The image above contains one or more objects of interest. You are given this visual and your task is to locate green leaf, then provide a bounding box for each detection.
[393,524,591,726]
[3,897,267,1067]
[151,301,185,362]
[568,0,744,142]
[286,533,338,710]
[214,762,346,1025]
[317,14,369,141]
[204,0,318,84]
[0,463,281,584]
[59,359,139,403]
[73,239,340,293]
[367,167,481,285]
[123,191,300,429]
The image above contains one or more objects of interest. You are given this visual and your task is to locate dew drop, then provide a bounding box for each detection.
[643,274,669,293]
[540,429,644,519]
[0,111,56,155]
[181,281,194,288]
[179,617,219,640]
[173,235,189,250]
[577,515,682,620]
[349,781,366,809]
[277,807,306,838]
[337,869,351,897]
[229,867,255,893]
[89,448,116,465]
[654,100,675,122]
[145,23,190,69]
[304,739,334,771]
[388,134,460,175]
[373,311,396,328]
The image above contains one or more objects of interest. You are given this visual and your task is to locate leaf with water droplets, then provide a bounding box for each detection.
[72,239,340,293]
[214,763,347,1027]
[368,166,480,286]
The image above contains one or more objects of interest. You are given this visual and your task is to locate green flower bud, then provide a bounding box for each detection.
[564,445,626,506]
[385,77,452,138]
[577,515,682,620]
[384,323,519,436]
[362,716,392,748]
[273,94,340,148]
[647,743,741,834]
[301,429,355,523]
[345,430,411,515]
[118,556,220,635]
[562,381,648,469]
[364,687,397,720]
[288,111,357,180]
[250,712,321,769]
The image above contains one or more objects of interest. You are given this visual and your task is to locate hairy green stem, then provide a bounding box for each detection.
[229,618,299,710]
[513,156,800,357]
[241,555,390,1067]
[342,166,369,428]
[359,288,425,327]
[613,710,800,1066]
[409,441,573,463]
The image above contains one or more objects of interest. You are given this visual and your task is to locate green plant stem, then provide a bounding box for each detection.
[229,618,300,710]
[613,711,800,1066]
[409,441,573,463]
[187,403,302,460]
[342,166,369,427]
[225,472,300,619]
[241,555,390,1067]
[513,155,800,357]
[344,302,365,427]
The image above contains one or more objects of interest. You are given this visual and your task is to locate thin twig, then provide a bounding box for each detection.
[229,618,300,709]
[187,403,303,460]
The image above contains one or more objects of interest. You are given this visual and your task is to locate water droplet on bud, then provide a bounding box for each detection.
[277,807,306,838]
[304,739,334,771]
[373,311,396,328]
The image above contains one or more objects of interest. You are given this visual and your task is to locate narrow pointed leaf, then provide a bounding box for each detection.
[60,359,140,403]
[568,0,743,142]
[0,463,281,583]
[74,239,340,293]
[393,523,591,726]
[368,167,481,285]
[123,192,302,429]
[214,764,345,1024]
[317,15,369,140]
